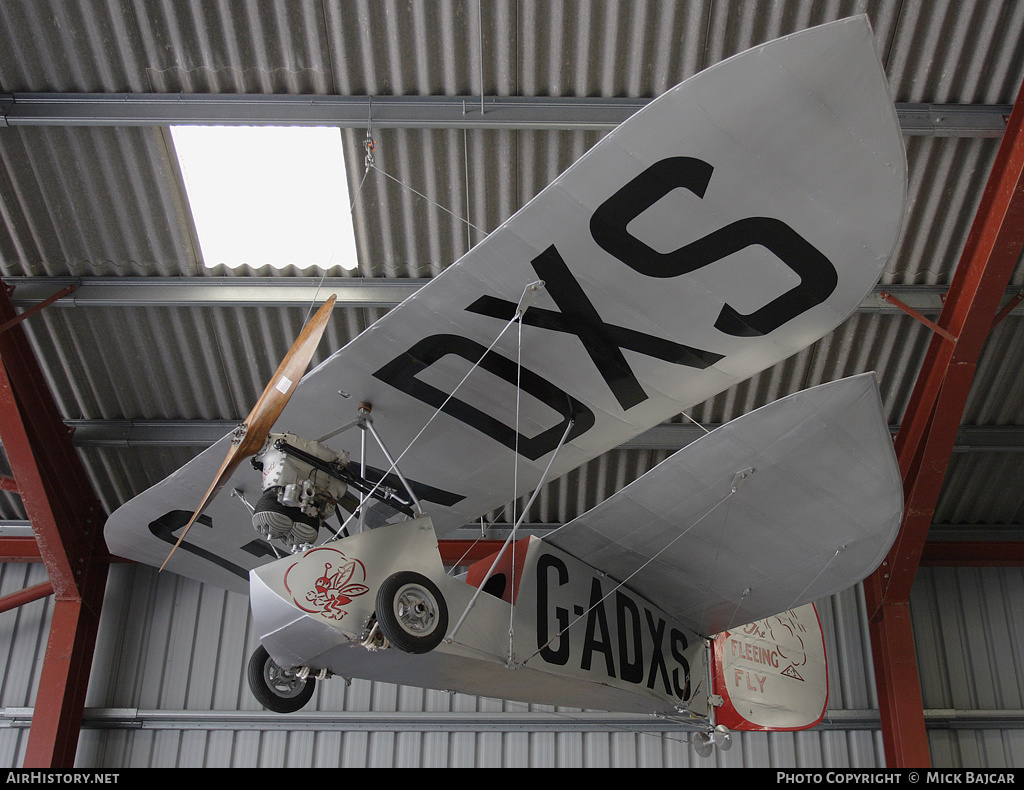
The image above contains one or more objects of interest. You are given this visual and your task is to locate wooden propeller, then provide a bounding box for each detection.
[159,295,337,572]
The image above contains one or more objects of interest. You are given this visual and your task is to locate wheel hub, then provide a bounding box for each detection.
[264,661,307,699]
[395,584,438,635]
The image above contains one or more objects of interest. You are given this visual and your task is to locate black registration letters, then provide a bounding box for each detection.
[590,155,838,337]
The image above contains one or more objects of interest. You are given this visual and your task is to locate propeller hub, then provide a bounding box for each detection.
[231,422,249,445]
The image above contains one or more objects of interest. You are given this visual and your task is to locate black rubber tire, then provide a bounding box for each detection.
[247,644,316,714]
[375,571,449,654]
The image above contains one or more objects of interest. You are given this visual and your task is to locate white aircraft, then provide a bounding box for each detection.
[105,17,907,752]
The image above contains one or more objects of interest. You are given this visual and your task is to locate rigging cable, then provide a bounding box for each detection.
[301,135,372,326]
[522,483,738,668]
[323,280,545,543]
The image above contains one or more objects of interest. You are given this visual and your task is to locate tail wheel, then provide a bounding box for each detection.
[247,645,316,713]
[693,731,714,758]
[375,571,448,654]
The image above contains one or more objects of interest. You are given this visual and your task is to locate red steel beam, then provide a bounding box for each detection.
[864,77,1024,769]
[879,291,958,343]
[920,541,1024,567]
[867,601,930,767]
[0,285,109,768]
[0,580,53,614]
[0,536,136,564]
[885,78,1024,597]
[23,595,104,767]
[0,536,43,562]
[0,293,102,599]
[0,284,76,335]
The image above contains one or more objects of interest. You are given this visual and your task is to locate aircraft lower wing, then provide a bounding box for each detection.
[544,373,902,637]
[105,16,906,592]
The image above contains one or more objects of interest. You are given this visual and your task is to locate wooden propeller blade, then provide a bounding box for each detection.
[158,442,247,571]
[234,294,337,457]
[159,295,337,572]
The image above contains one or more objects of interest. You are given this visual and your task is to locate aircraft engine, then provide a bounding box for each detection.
[250,433,350,551]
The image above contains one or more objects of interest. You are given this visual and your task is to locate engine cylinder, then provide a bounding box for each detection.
[290,521,319,546]
[252,488,321,548]
[252,507,293,539]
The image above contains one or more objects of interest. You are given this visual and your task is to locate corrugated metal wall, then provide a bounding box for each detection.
[0,563,882,768]
[3,562,1021,768]
[913,567,1024,769]
[0,562,50,767]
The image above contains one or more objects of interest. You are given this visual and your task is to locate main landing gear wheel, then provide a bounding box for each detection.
[375,571,449,654]
[247,645,316,713]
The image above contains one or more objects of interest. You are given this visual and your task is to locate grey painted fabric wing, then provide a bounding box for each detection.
[545,373,902,637]
[105,17,906,593]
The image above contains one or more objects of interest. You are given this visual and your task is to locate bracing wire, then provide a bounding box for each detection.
[680,409,712,435]
[508,314,525,660]
[301,164,372,325]
[324,282,539,543]
[443,507,516,577]
[317,129,537,545]
[521,484,738,667]
[370,162,487,236]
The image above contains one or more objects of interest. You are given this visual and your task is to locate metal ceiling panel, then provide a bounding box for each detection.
[0,125,196,277]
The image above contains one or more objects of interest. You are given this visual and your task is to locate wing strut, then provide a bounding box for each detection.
[322,280,546,544]
[448,414,575,644]
[312,403,426,539]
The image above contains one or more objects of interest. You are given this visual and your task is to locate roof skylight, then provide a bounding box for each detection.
[170,125,358,271]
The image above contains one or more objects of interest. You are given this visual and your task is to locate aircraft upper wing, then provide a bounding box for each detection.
[105,16,907,593]
[545,373,902,637]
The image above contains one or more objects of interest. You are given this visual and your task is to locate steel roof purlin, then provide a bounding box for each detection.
[0,92,1012,137]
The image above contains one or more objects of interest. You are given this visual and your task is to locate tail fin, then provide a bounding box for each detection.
[711,602,828,731]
